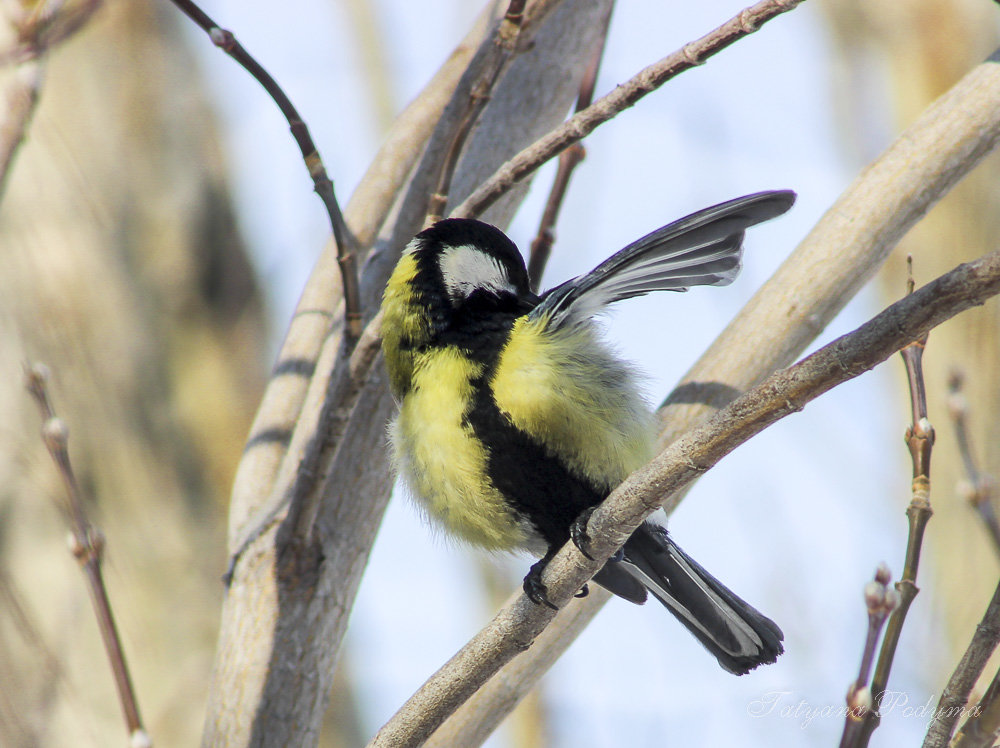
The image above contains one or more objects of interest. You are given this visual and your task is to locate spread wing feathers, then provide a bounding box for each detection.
[610,523,785,675]
[535,190,796,329]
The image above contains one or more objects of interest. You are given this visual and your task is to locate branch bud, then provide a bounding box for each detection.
[864,580,886,612]
[848,684,872,716]
[874,562,892,586]
[42,417,68,449]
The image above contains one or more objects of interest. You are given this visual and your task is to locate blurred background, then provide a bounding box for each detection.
[1,0,999,746]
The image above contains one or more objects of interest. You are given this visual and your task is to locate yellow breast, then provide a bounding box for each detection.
[490,315,655,489]
[391,346,526,550]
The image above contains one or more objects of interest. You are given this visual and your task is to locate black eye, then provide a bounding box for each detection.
[461,287,521,313]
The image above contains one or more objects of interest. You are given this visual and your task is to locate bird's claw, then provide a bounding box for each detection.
[523,559,559,610]
[570,507,597,560]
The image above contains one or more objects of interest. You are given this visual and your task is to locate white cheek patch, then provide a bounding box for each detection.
[439,244,516,301]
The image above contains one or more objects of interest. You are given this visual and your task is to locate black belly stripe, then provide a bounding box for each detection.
[464,372,607,551]
[429,291,609,551]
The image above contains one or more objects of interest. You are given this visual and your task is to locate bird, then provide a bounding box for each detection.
[380,190,794,674]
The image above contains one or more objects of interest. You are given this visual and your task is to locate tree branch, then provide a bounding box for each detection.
[839,565,898,748]
[440,46,1000,736]
[425,0,528,224]
[853,298,935,746]
[369,248,1000,748]
[167,0,363,336]
[951,663,1000,748]
[450,0,806,220]
[947,369,1000,556]
[526,0,613,290]
[923,578,1000,748]
[23,363,149,748]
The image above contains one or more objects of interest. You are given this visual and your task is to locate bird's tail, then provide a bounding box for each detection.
[608,523,784,675]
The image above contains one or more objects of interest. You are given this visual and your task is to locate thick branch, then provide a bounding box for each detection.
[370,249,1000,748]
[202,4,613,745]
[224,6,497,550]
[923,579,1000,748]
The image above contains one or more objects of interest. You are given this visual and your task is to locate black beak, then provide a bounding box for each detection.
[518,291,542,313]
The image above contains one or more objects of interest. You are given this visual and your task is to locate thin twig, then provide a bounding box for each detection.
[947,369,1000,556]
[0,59,42,198]
[425,0,527,225]
[855,270,936,746]
[451,0,805,220]
[839,564,899,748]
[0,0,102,65]
[23,363,150,748]
[368,249,1000,748]
[525,1,613,290]
[923,579,1000,748]
[0,0,101,196]
[167,0,363,337]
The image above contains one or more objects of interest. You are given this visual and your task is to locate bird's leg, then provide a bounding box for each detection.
[570,506,624,563]
[523,550,559,610]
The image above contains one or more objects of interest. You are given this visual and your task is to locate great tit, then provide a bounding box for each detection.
[381,190,794,674]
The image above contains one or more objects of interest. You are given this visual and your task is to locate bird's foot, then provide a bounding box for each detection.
[523,559,559,610]
[570,507,624,563]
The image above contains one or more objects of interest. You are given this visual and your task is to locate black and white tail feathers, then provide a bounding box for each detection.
[594,523,784,675]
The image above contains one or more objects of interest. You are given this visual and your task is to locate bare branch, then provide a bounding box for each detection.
[203,5,615,744]
[923,579,1000,748]
[424,587,610,748]
[851,308,935,746]
[0,59,41,198]
[450,47,1000,733]
[526,1,613,289]
[947,369,1000,556]
[951,664,1000,748]
[23,363,149,748]
[839,565,898,748]
[0,0,101,194]
[167,0,363,336]
[451,0,806,220]
[426,0,528,224]
[369,248,1000,748]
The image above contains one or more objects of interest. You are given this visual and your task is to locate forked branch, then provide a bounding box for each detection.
[451,0,805,220]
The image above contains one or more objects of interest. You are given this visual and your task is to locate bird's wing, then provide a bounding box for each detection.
[533,190,795,329]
